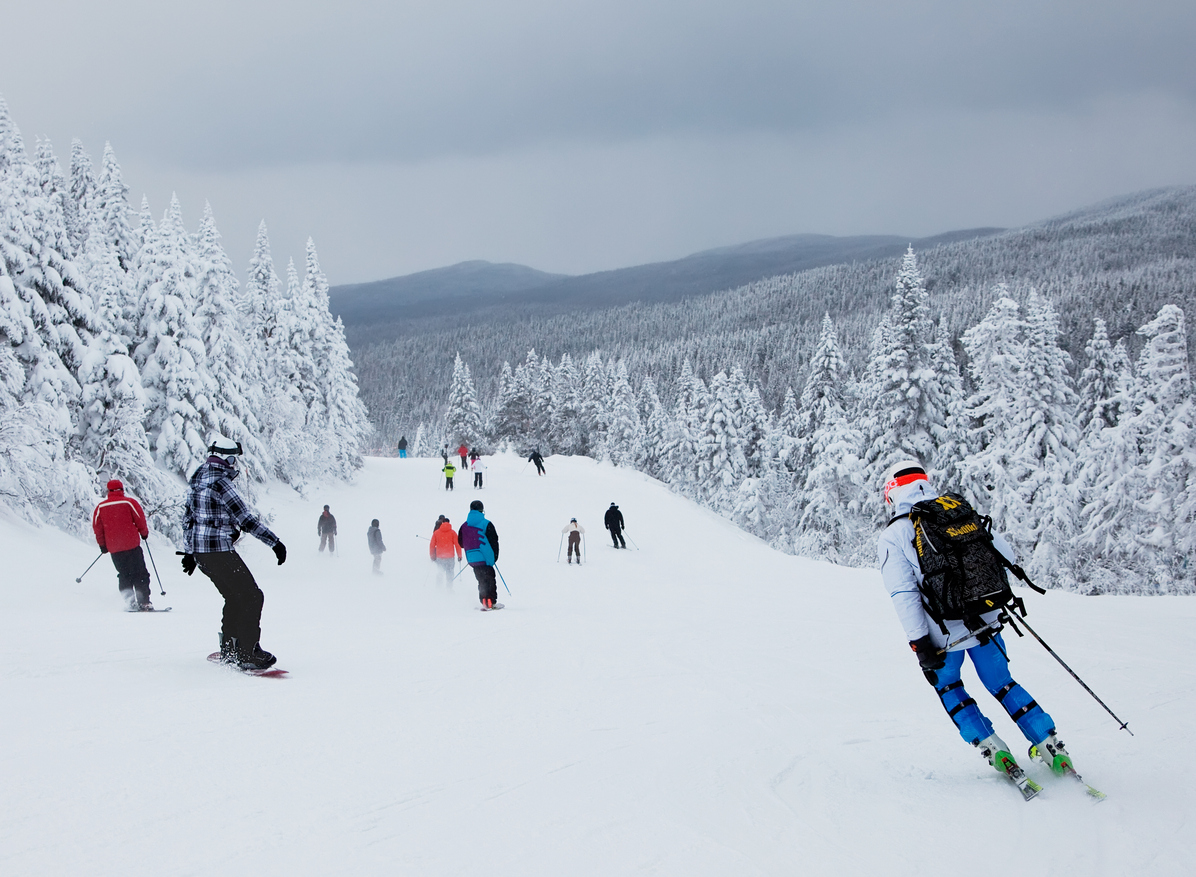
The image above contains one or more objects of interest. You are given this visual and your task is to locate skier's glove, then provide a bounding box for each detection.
[100,547,108,554]
[909,635,945,671]
[273,542,287,565]
[180,553,197,576]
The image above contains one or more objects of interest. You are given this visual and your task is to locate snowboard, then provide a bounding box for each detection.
[206,652,289,678]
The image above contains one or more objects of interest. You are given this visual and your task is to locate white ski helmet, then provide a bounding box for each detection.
[882,459,928,507]
[208,433,244,456]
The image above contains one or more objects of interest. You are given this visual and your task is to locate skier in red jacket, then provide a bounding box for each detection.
[92,479,153,610]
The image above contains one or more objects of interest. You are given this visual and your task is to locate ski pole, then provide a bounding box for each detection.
[625,533,639,550]
[1004,612,1133,736]
[557,534,563,562]
[143,542,166,595]
[494,565,512,595]
[521,460,530,474]
[453,563,468,582]
[75,553,103,583]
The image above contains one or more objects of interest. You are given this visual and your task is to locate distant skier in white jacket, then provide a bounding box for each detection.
[561,518,585,564]
[471,455,486,489]
[877,459,1078,784]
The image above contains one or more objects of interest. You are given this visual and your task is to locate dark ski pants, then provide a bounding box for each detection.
[195,551,266,648]
[460,455,468,468]
[533,460,545,475]
[445,477,454,491]
[319,532,335,553]
[372,552,382,573]
[923,634,1055,747]
[111,546,151,605]
[567,532,581,562]
[609,527,626,548]
[472,564,498,604]
[474,473,483,488]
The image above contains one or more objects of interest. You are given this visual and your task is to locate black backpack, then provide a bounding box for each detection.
[901,492,1032,634]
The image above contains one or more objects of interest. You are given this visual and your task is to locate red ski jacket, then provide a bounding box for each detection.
[429,521,462,561]
[92,481,149,553]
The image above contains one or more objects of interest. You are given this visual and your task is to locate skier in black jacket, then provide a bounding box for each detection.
[528,449,545,475]
[604,503,626,548]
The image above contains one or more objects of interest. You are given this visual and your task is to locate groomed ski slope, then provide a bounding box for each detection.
[2,452,1193,876]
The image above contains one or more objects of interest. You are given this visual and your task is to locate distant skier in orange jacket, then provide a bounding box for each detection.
[430,516,463,588]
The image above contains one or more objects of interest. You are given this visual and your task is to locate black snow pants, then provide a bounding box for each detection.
[111,546,151,605]
[567,531,581,561]
[609,527,626,548]
[472,564,498,604]
[195,551,265,647]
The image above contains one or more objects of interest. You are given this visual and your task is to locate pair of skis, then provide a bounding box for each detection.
[1000,752,1105,802]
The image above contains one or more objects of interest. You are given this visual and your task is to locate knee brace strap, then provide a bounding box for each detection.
[993,681,1017,703]
[1009,701,1039,723]
[948,698,977,719]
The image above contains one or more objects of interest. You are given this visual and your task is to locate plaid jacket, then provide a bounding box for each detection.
[183,457,279,554]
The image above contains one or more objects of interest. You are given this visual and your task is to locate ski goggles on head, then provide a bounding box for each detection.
[883,467,927,504]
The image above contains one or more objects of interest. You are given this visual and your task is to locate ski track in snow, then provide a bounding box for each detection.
[1,452,1194,876]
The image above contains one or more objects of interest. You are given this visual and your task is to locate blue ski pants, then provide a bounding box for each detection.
[924,634,1055,747]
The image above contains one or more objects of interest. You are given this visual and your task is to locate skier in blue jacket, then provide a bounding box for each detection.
[458,500,501,609]
[877,459,1078,786]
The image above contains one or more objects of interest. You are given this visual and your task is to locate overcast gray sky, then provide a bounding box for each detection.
[3,0,1195,284]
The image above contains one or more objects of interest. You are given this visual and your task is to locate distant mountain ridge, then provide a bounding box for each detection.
[331,228,1005,343]
[348,185,1196,445]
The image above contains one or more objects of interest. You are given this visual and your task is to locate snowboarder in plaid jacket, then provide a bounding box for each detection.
[181,434,287,670]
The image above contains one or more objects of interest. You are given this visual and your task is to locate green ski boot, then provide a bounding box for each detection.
[1028,734,1072,776]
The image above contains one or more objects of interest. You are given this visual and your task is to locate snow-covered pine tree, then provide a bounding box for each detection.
[76,328,184,541]
[445,353,484,448]
[66,139,97,256]
[33,138,73,259]
[605,360,641,466]
[242,221,307,481]
[578,351,610,457]
[131,194,219,477]
[636,376,671,478]
[661,359,707,498]
[302,238,369,478]
[1079,305,1195,593]
[860,248,949,502]
[696,369,747,513]
[192,203,270,481]
[491,361,525,444]
[1076,318,1123,436]
[550,352,584,455]
[1017,291,1080,576]
[793,404,865,563]
[94,143,137,271]
[958,294,1028,541]
[0,106,96,525]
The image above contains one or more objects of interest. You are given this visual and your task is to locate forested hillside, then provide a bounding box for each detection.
[356,187,1196,442]
[356,190,1196,594]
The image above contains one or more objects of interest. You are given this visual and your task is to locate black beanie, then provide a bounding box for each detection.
[470,500,484,511]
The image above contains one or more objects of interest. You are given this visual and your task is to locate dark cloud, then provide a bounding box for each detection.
[2,0,1195,280]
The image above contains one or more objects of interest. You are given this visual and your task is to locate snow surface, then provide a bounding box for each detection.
[2,452,1193,876]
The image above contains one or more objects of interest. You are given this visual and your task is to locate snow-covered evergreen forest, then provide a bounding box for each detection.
[404,246,1195,596]
[0,98,371,543]
[356,186,1196,442]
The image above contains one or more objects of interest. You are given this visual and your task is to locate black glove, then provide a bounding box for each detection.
[909,634,945,671]
[273,542,287,565]
[181,553,197,576]
[100,547,108,555]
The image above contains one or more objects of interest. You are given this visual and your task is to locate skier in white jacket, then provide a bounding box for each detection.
[877,460,1077,782]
